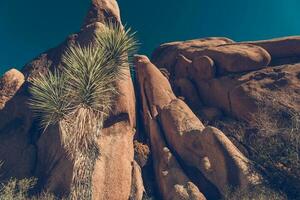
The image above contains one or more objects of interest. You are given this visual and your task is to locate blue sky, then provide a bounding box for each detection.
[1,0,300,75]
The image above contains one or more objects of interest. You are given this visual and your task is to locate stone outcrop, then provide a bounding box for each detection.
[152,36,300,122]
[152,38,271,74]
[246,36,300,65]
[152,37,234,73]
[0,1,143,200]
[135,55,206,200]
[1,0,300,199]
[135,55,259,199]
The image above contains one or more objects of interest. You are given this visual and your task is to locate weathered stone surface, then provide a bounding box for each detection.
[0,69,24,109]
[129,161,145,200]
[189,56,215,81]
[135,55,176,120]
[194,44,271,73]
[135,55,259,198]
[247,36,300,65]
[196,64,300,121]
[0,1,139,200]
[149,117,206,200]
[159,100,259,194]
[174,78,202,111]
[135,55,207,200]
[152,37,234,72]
[152,36,300,122]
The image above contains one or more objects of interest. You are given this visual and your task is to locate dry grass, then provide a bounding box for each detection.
[223,185,286,200]
[213,98,300,199]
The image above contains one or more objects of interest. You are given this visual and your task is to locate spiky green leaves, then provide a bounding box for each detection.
[29,23,138,129]
[29,70,69,128]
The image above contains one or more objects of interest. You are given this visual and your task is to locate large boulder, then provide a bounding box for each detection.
[0,1,142,200]
[195,63,300,121]
[151,36,300,122]
[152,38,271,74]
[246,36,300,65]
[135,55,207,200]
[149,116,206,200]
[135,55,259,198]
[194,44,271,73]
[159,99,259,194]
[152,37,234,72]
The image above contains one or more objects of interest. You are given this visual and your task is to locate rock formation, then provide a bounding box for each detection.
[0,0,143,199]
[152,37,300,122]
[135,55,260,199]
[1,0,300,200]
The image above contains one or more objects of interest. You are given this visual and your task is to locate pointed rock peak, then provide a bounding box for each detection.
[83,0,121,28]
[134,55,151,64]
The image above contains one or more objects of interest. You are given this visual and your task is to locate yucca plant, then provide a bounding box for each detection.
[29,23,138,200]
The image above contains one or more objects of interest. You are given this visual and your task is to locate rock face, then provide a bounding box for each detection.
[152,37,234,73]
[152,36,300,122]
[247,36,300,66]
[135,55,207,200]
[0,1,143,200]
[135,55,259,199]
[152,38,271,74]
[1,0,300,199]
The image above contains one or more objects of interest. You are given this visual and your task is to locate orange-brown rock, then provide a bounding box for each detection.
[0,1,140,200]
[159,100,259,194]
[174,54,192,79]
[0,69,24,109]
[135,55,259,198]
[247,36,300,65]
[193,44,271,73]
[129,161,145,200]
[195,64,300,121]
[152,37,234,72]
[189,56,215,81]
[135,55,207,200]
[83,0,121,27]
[149,118,206,200]
[152,36,300,122]
[135,55,176,120]
[174,78,202,111]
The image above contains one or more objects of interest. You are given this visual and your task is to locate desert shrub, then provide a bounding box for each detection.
[248,104,300,199]
[214,99,300,199]
[0,178,36,200]
[0,161,59,200]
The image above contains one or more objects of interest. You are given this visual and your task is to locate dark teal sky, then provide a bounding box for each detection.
[1,0,300,75]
